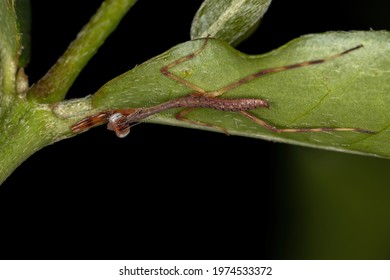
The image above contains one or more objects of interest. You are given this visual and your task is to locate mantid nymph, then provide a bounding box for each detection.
[71,38,374,138]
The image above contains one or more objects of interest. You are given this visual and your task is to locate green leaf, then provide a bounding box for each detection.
[0,0,20,95]
[190,0,272,46]
[91,31,390,158]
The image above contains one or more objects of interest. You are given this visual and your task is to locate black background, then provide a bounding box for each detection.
[1,0,389,259]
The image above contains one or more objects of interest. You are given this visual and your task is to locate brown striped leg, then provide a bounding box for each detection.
[239,111,374,134]
[207,45,364,98]
[175,109,373,135]
[176,108,229,135]
[160,38,210,94]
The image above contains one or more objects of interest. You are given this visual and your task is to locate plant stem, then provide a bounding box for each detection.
[27,0,138,103]
[0,100,53,184]
[0,96,95,184]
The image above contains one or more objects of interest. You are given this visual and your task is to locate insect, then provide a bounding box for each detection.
[71,38,374,137]
[72,94,269,137]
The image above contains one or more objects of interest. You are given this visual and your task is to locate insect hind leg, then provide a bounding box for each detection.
[240,111,375,134]
[176,108,230,135]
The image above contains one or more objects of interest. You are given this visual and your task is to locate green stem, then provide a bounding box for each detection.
[0,97,95,184]
[0,100,54,184]
[27,0,138,103]
[0,0,138,183]
[0,0,19,96]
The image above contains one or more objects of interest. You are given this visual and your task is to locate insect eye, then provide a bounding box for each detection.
[108,112,123,123]
[107,113,130,138]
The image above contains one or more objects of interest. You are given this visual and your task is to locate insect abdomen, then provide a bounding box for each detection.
[171,95,269,112]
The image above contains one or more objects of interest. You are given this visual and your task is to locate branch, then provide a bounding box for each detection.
[27,0,138,103]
